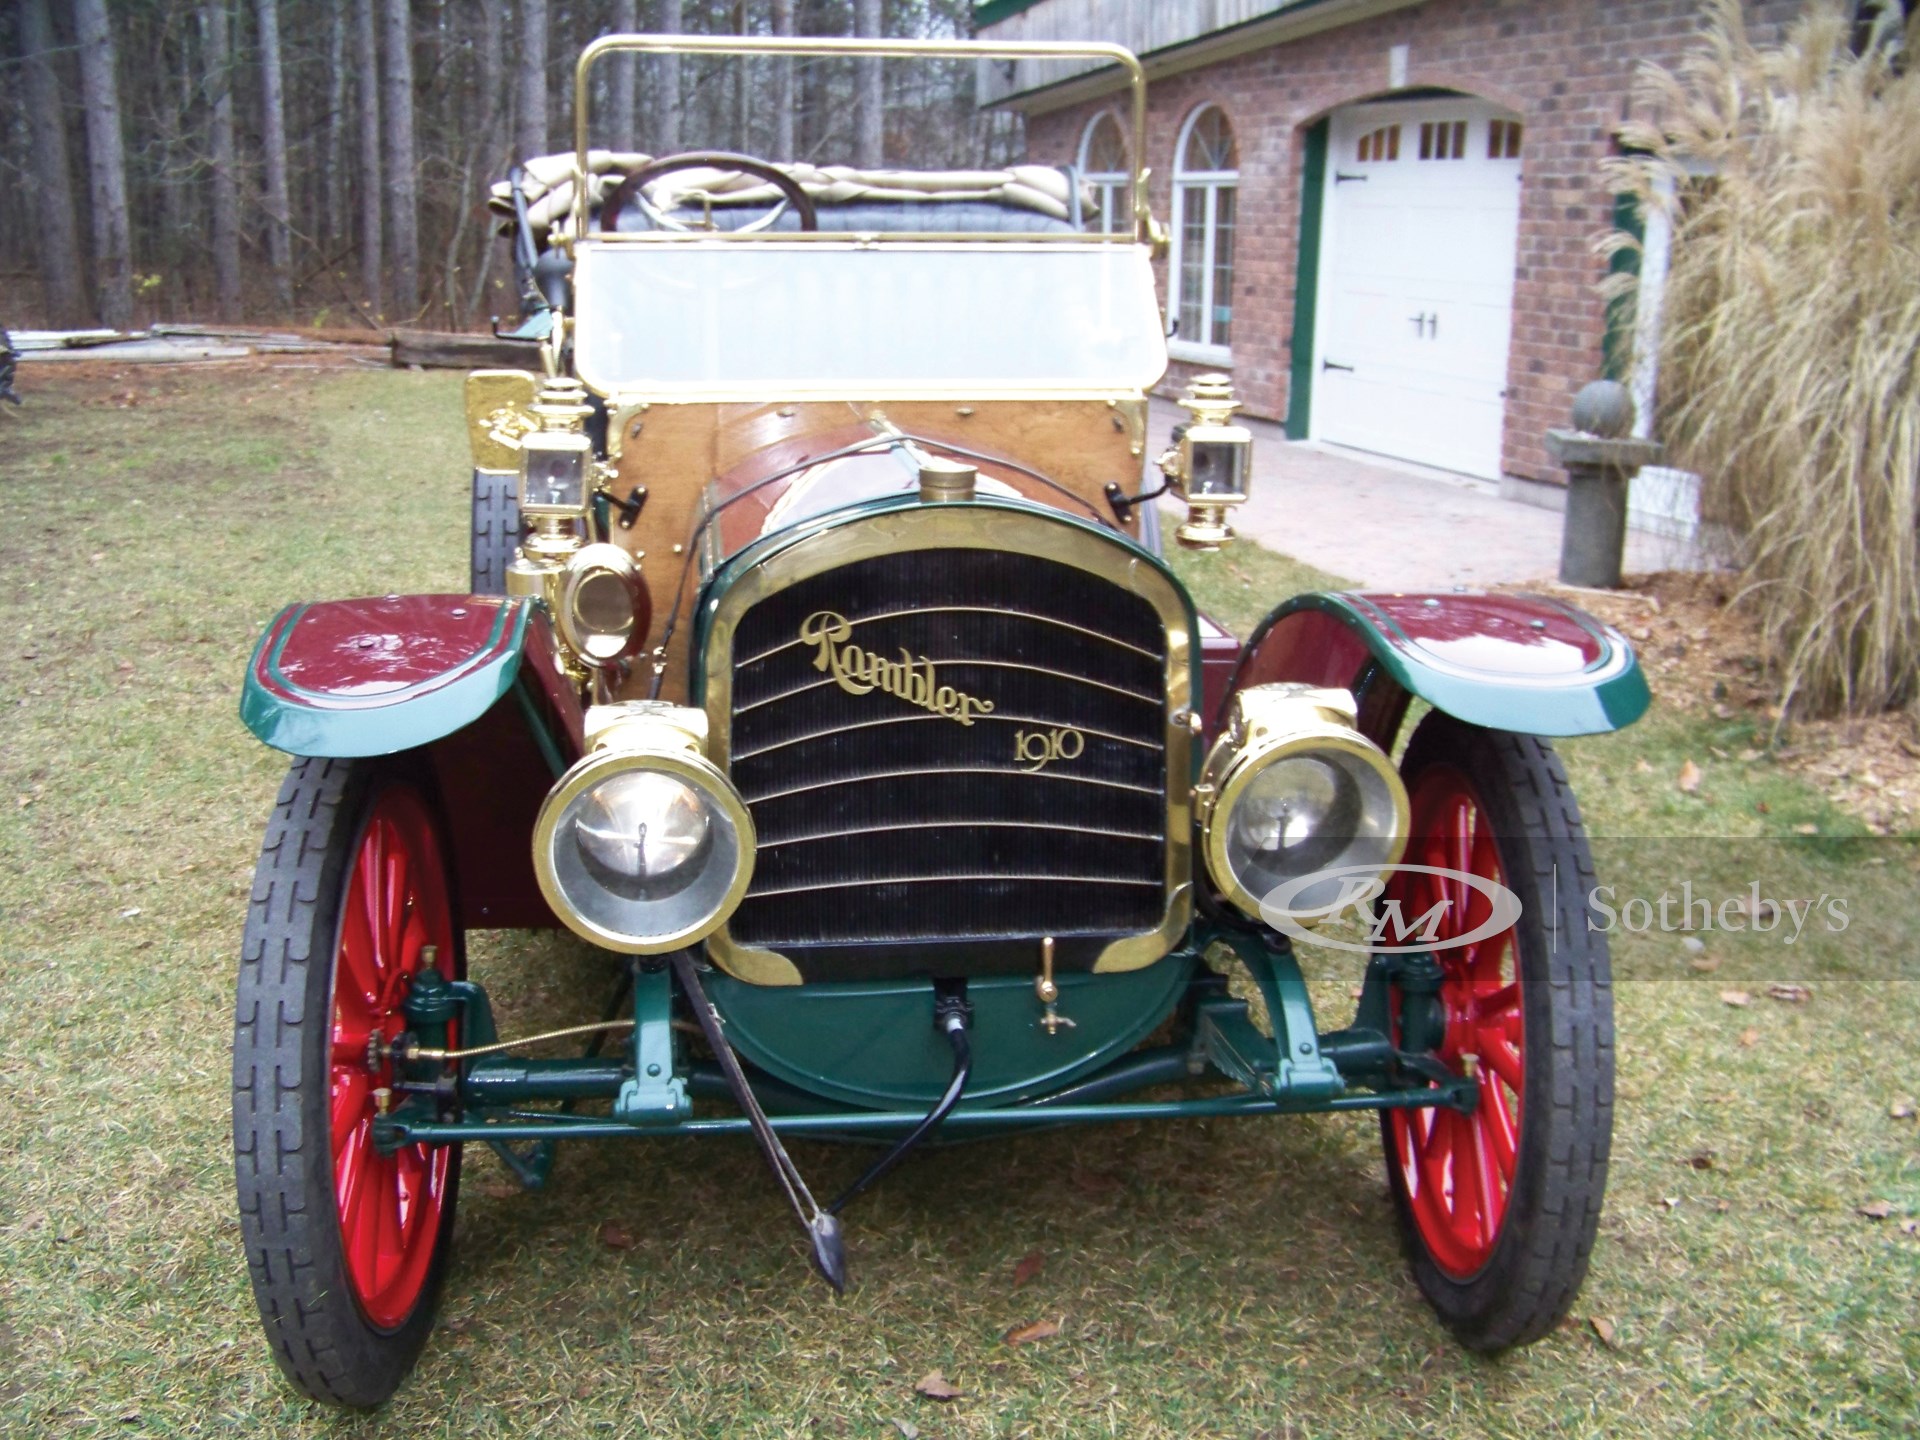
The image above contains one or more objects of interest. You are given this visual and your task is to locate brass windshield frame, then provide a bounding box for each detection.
[571,33,1150,246]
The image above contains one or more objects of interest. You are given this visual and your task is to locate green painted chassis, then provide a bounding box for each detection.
[371,923,1472,1186]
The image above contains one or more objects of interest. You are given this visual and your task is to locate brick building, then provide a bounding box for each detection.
[976,0,1805,494]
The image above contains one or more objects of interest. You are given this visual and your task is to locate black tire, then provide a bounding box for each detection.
[470,466,520,595]
[1380,712,1613,1351]
[233,756,464,1407]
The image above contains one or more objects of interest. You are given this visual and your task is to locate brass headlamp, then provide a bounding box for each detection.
[1162,374,1253,551]
[533,702,756,954]
[1199,684,1408,926]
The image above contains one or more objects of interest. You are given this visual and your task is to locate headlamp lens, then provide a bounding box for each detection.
[573,771,714,898]
[541,758,750,952]
[1215,745,1403,919]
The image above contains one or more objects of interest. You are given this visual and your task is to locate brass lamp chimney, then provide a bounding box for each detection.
[1162,374,1253,551]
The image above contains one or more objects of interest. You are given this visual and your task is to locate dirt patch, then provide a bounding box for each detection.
[8,347,386,393]
[1533,571,1920,835]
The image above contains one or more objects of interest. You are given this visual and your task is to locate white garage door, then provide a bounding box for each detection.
[1312,98,1523,480]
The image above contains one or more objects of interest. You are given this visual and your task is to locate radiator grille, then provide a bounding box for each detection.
[722,546,1169,980]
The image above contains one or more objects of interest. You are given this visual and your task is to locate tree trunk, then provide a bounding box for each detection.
[466,0,507,323]
[323,5,347,251]
[853,0,882,168]
[516,0,548,161]
[256,0,293,312]
[608,0,637,153]
[733,0,751,152]
[73,0,134,329]
[19,0,87,327]
[352,0,383,316]
[771,0,794,161]
[200,1,242,321]
[382,0,419,316]
[654,0,682,153]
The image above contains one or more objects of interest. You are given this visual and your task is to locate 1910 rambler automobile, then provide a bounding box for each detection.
[232,34,1648,1407]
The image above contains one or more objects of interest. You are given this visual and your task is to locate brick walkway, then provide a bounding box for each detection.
[1147,398,1705,591]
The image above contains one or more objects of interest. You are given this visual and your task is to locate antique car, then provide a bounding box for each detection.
[231,33,1648,1407]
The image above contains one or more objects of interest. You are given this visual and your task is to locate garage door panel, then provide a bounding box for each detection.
[1313,100,1521,480]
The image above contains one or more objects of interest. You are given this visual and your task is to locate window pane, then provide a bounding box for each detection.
[1182,107,1238,172]
[1086,113,1128,174]
[1358,124,1401,163]
[1211,186,1235,347]
[1178,186,1206,341]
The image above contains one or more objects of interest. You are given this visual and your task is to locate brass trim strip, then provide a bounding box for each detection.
[747,872,1163,900]
[573,35,1150,246]
[736,604,1162,668]
[742,764,1161,807]
[757,818,1164,849]
[733,710,1163,763]
[735,663,1159,717]
[700,503,1194,984]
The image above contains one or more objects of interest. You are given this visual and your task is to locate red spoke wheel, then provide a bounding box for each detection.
[1379,713,1613,1351]
[234,757,464,1407]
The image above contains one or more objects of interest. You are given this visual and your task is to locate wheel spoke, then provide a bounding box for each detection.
[1446,1109,1486,1244]
[1482,1033,1524,1093]
[331,1070,370,1155]
[1419,1108,1454,1207]
[1468,1105,1504,1241]
[336,880,381,1011]
[336,1114,372,1238]
[1480,1070,1518,1179]
[1473,982,1520,1022]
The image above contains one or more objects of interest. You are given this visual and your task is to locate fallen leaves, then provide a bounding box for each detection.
[914,1370,961,1401]
[1589,1316,1620,1349]
[1012,1250,1044,1288]
[1766,983,1812,1004]
[1739,1027,1761,1047]
[1720,990,1751,1007]
[1856,1200,1894,1221]
[1687,1150,1716,1171]
[1890,1098,1916,1120]
[1003,1318,1062,1347]
[1678,760,1703,794]
[891,1420,920,1440]
[597,1221,637,1251]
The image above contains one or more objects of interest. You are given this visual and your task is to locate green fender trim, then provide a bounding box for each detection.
[1237,589,1651,737]
[240,594,536,758]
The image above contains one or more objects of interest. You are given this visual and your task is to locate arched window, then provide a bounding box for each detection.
[1078,111,1130,233]
[1171,105,1238,358]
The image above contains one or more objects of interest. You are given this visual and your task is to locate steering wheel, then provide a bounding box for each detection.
[601,152,819,235]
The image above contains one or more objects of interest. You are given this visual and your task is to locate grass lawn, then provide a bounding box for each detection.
[1,363,1915,1438]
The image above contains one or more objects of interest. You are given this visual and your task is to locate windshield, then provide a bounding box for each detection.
[571,242,1167,397]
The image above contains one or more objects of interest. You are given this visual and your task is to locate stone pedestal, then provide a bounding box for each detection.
[1546,432,1664,588]
[1545,381,1664,589]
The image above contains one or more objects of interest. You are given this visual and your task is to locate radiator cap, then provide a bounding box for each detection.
[919,456,977,503]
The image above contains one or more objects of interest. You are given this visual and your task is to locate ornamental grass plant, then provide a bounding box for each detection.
[1605,0,1920,719]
